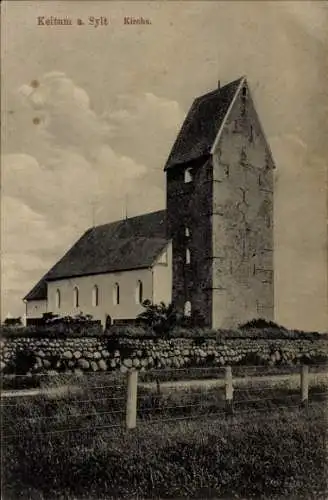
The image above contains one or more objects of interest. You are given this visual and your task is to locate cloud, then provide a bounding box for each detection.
[2,72,183,317]
[105,91,185,170]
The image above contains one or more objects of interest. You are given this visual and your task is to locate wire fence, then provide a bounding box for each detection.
[1,363,327,441]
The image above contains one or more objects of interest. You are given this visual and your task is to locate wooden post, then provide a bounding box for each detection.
[300,365,309,408]
[225,366,233,415]
[126,369,138,430]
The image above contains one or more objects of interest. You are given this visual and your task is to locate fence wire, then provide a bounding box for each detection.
[1,364,327,440]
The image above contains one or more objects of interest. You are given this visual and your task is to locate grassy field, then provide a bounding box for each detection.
[2,370,328,500]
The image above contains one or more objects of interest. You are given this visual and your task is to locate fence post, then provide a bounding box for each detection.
[300,364,309,408]
[225,365,233,415]
[156,378,161,395]
[126,369,138,430]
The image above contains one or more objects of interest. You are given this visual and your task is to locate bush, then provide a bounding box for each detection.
[239,318,287,331]
[3,317,22,327]
[4,347,37,375]
[137,300,184,335]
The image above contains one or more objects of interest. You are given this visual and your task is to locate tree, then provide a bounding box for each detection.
[137,300,183,336]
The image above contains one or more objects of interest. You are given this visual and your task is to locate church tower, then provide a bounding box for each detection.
[164,77,274,328]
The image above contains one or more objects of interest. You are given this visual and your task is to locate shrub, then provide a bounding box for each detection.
[137,300,184,336]
[5,347,37,375]
[239,318,288,331]
[3,317,22,327]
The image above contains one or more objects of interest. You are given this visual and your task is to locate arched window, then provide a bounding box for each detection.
[136,280,143,304]
[92,285,99,307]
[73,286,79,308]
[186,248,191,265]
[55,289,61,309]
[185,227,190,238]
[184,167,193,184]
[184,301,192,317]
[113,283,120,305]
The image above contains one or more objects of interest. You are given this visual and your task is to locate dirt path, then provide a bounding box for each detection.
[139,372,328,391]
[2,371,327,399]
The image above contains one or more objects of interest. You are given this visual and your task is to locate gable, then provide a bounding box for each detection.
[211,78,276,168]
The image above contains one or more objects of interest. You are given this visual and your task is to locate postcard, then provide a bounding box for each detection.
[1,1,327,499]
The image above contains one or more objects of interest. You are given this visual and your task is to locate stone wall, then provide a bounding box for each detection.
[166,156,213,325]
[1,336,327,375]
[211,81,274,328]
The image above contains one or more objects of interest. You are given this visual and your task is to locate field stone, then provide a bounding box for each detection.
[63,351,73,360]
[73,351,82,360]
[93,352,102,360]
[0,361,6,371]
[110,359,117,369]
[101,350,110,358]
[98,359,107,371]
[133,358,140,368]
[35,356,43,366]
[77,359,90,370]
[120,365,128,374]
[90,361,98,372]
[123,358,133,368]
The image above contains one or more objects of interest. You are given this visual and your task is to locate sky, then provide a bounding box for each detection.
[1,0,327,332]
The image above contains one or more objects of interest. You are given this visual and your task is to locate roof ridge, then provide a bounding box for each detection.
[194,76,244,103]
[88,208,166,231]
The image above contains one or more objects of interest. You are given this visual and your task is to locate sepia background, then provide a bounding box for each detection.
[1,0,327,331]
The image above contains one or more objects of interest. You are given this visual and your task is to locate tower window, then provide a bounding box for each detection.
[184,301,192,317]
[136,280,143,304]
[186,248,191,265]
[73,286,79,308]
[184,168,193,183]
[92,285,99,307]
[113,283,120,305]
[55,289,61,309]
[240,147,247,166]
[185,227,190,238]
[249,125,254,143]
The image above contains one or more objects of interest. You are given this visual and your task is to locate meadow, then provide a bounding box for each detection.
[2,368,328,499]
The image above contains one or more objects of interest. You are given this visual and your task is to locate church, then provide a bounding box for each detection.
[24,76,275,329]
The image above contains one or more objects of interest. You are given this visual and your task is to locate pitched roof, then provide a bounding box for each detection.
[24,210,168,301]
[164,77,244,171]
[24,277,48,301]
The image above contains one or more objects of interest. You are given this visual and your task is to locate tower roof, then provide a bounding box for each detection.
[164,77,244,171]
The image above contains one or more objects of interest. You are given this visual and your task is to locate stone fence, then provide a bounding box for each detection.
[1,335,328,375]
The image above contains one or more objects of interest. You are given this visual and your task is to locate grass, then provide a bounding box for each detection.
[2,406,327,499]
[2,370,328,499]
